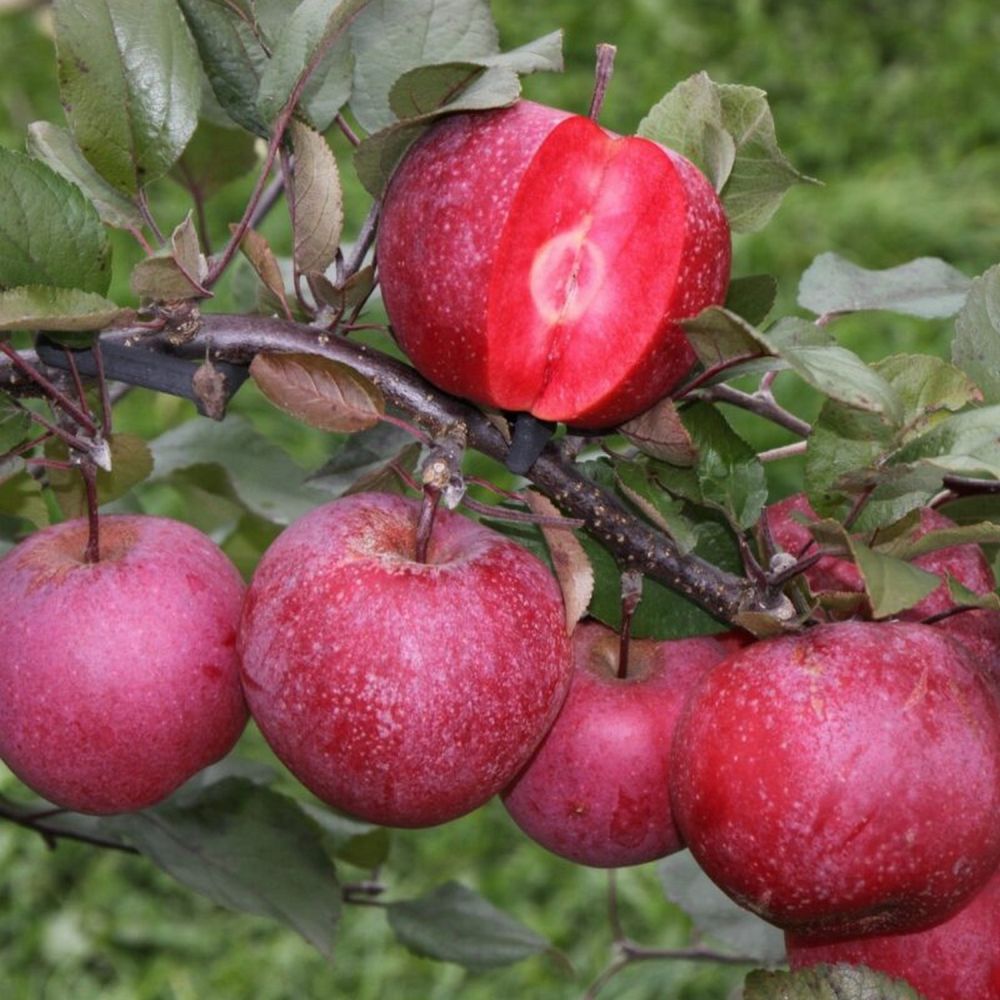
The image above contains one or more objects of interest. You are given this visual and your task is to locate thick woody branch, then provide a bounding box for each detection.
[1,316,793,624]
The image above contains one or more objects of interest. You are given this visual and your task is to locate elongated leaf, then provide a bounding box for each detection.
[297,802,391,869]
[620,397,697,465]
[0,402,31,454]
[308,422,418,495]
[844,536,940,619]
[0,286,123,332]
[47,434,153,518]
[289,122,344,276]
[26,122,144,231]
[0,150,111,294]
[724,274,778,326]
[798,253,971,319]
[130,256,205,301]
[250,352,384,432]
[894,405,1000,469]
[744,964,923,1000]
[952,264,1000,403]
[176,0,270,136]
[877,521,1000,560]
[54,0,201,194]
[104,778,341,958]
[172,119,259,197]
[235,228,291,315]
[257,0,370,125]
[387,881,549,970]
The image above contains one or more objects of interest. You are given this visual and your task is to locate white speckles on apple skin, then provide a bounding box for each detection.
[671,620,1000,940]
[0,516,248,814]
[238,492,573,829]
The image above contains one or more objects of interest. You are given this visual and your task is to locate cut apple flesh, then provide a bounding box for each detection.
[487,116,691,426]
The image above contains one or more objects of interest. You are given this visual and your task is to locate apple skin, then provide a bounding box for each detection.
[502,621,725,867]
[0,515,248,814]
[785,866,1000,1000]
[671,620,1000,941]
[764,493,996,619]
[377,99,731,429]
[238,492,572,828]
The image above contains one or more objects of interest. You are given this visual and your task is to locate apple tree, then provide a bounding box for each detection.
[1,1,999,997]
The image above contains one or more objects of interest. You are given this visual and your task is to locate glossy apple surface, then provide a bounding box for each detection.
[238,492,572,828]
[378,100,731,429]
[786,866,1000,1000]
[0,515,247,814]
[671,620,1000,940]
[502,621,725,867]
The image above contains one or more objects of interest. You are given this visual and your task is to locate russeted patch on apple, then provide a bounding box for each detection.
[378,100,731,429]
[238,492,573,828]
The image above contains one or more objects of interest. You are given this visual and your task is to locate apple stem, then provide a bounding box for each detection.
[588,43,618,122]
[414,485,441,563]
[618,569,643,679]
[82,464,101,563]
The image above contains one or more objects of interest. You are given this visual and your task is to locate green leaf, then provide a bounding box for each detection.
[257,0,370,126]
[48,433,153,518]
[894,405,1000,475]
[249,352,384,432]
[877,521,1000,560]
[724,274,778,326]
[952,264,1000,404]
[0,469,48,528]
[744,964,924,1000]
[659,852,785,963]
[0,401,31,454]
[26,122,145,231]
[798,253,971,319]
[388,61,486,119]
[103,778,341,958]
[54,0,201,195]
[387,881,549,970]
[876,354,982,429]
[615,461,700,554]
[679,403,767,530]
[289,122,344,277]
[176,0,270,137]
[844,536,940,619]
[130,256,205,301]
[0,150,111,294]
[619,397,698,466]
[172,118,259,198]
[0,286,124,333]
[147,414,328,524]
[308,423,419,496]
[297,802,391,869]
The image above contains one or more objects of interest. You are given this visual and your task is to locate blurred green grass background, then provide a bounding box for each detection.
[0,1,998,997]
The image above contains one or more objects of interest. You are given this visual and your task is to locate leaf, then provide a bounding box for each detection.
[844,536,940,619]
[235,228,292,316]
[386,881,549,970]
[289,122,344,277]
[658,851,785,964]
[171,214,206,285]
[620,397,697,465]
[176,0,270,137]
[0,150,111,294]
[54,0,201,194]
[26,122,145,231]
[878,521,1000,560]
[681,305,770,370]
[798,253,972,319]
[615,461,700,555]
[952,264,1000,404]
[171,118,259,198]
[47,433,154,518]
[524,490,593,633]
[250,352,384,432]
[348,0,500,133]
[147,414,328,524]
[0,401,31,455]
[894,405,1000,473]
[724,274,778,326]
[308,423,420,496]
[638,72,813,232]
[744,964,924,1000]
[257,0,370,126]
[130,256,205,301]
[875,354,982,429]
[0,287,124,333]
[297,802,391,869]
[103,778,341,958]
[388,61,487,119]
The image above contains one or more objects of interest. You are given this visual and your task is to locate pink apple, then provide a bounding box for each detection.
[671,620,1000,941]
[238,491,572,828]
[0,515,247,814]
[377,99,731,429]
[786,866,1000,1000]
[502,621,725,867]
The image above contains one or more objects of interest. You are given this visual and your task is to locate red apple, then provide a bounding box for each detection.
[671,620,1000,940]
[502,621,725,867]
[377,99,731,429]
[765,493,996,619]
[786,866,1000,1000]
[238,491,572,828]
[0,515,247,814]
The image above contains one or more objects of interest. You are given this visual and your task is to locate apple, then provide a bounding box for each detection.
[786,866,1000,1000]
[238,491,572,828]
[671,620,1000,941]
[0,515,247,814]
[502,621,725,867]
[377,99,731,429]
[764,493,996,618]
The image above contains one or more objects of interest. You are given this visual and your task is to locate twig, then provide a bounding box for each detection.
[697,383,812,438]
[588,44,617,121]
